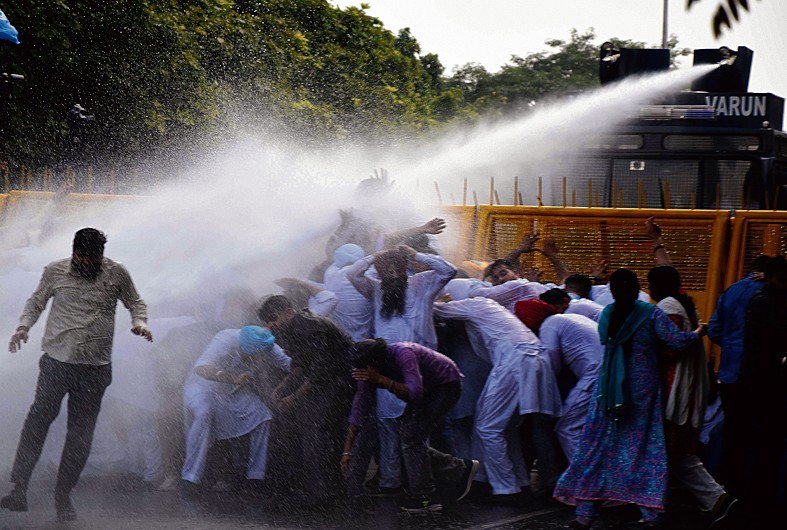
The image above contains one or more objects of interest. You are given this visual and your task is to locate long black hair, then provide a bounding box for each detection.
[647,265,698,327]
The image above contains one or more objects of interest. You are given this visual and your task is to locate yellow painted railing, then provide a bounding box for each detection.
[2,190,785,333]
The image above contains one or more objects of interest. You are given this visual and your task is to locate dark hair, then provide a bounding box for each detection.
[609,268,640,304]
[647,265,698,327]
[607,268,641,339]
[750,255,772,273]
[73,228,106,256]
[762,255,787,281]
[257,295,292,322]
[540,288,570,305]
[483,258,521,279]
[351,338,388,369]
[565,274,593,298]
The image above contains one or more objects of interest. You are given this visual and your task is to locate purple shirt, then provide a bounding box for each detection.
[348,341,463,426]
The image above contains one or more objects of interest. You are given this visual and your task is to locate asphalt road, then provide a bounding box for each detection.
[0,474,737,530]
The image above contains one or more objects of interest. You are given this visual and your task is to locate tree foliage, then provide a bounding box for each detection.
[0,3,692,166]
[446,29,691,113]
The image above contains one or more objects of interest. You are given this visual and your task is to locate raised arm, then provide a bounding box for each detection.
[410,248,457,288]
[346,255,375,300]
[539,237,570,285]
[646,217,672,266]
[383,217,446,249]
[504,231,539,263]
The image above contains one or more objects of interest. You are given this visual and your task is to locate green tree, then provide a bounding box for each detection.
[447,29,690,114]
[0,0,450,164]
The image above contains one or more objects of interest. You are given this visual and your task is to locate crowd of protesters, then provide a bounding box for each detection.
[1,195,785,528]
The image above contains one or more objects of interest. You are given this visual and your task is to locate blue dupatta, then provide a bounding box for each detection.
[596,300,653,420]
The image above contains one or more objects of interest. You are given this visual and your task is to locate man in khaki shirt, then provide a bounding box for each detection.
[1,228,152,522]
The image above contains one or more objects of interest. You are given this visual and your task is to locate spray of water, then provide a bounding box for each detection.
[0,63,719,484]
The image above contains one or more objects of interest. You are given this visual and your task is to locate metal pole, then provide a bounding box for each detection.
[662,0,669,49]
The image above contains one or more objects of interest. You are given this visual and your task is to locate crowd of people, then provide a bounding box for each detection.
[1,203,785,528]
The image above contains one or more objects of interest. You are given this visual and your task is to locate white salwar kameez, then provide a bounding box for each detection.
[433,297,562,495]
[181,329,291,484]
[538,313,603,461]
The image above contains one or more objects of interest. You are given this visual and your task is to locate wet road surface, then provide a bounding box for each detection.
[0,475,732,529]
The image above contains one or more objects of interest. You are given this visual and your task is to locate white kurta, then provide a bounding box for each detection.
[181,329,291,484]
[433,297,563,494]
[466,278,549,313]
[183,329,291,440]
[538,313,603,460]
[565,297,604,322]
[323,263,374,341]
[590,284,651,307]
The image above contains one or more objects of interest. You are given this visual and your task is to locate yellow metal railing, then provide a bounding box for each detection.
[1,189,785,332]
[463,206,730,326]
[726,210,787,287]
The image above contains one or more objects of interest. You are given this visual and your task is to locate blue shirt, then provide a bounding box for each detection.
[708,275,764,383]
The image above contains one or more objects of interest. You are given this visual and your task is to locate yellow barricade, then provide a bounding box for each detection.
[462,206,730,327]
[725,210,787,287]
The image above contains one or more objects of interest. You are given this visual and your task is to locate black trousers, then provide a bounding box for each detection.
[719,382,746,497]
[10,354,111,496]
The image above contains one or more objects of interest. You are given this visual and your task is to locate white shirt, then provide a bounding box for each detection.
[466,278,549,313]
[590,284,651,307]
[434,296,563,416]
[539,314,603,389]
[348,252,456,349]
[323,264,373,341]
[566,298,604,322]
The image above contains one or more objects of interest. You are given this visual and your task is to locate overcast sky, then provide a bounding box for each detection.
[333,0,787,100]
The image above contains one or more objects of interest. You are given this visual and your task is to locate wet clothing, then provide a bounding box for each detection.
[565,297,604,322]
[348,252,455,490]
[10,355,111,494]
[554,304,699,513]
[8,255,147,501]
[270,310,355,502]
[323,263,374,341]
[539,313,603,460]
[184,330,290,439]
[348,252,456,351]
[181,329,290,484]
[348,342,467,499]
[349,342,463,425]
[438,321,491,460]
[19,257,148,366]
[467,278,549,313]
[434,298,562,495]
